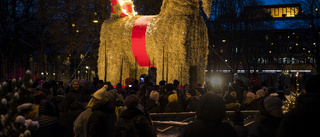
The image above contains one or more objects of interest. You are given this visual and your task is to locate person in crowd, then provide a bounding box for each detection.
[88,77,99,95]
[64,79,82,112]
[255,88,266,100]
[66,95,90,137]
[79,79,90,95]
[57,81,70,96]
[232,111,248,137]
[164,93,184,112]
[225,91,241,110]
[173,79,180,90]
[242,92,258,110]
[276,75,320,137]
[62,79,82,137]
[181,84,190,94]
[87,85,117,137]
[249,96,283,137]
[159,83,174,110]
[32,99,62,137]
[41,82,54,102]
[116,94,157,137]
[185,89,199,112]
[25,89,45,119]
[145,90,162,113]
[250,73,261,93]
[180,93,238,137]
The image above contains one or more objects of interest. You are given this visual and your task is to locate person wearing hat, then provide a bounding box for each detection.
[145,90,162,113]
[242,92,259,110]
[64,79,82,112]
[115,94,156,137]
[248,96,283,137]
[74,85,115,137]
[164,93,184,112]
[277,75,320,137]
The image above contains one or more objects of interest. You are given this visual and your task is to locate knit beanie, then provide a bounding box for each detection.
[246,92,256,100]
[71,79,79,85]
[256,89,266,99]
[187,89,197,96]
[93,85,108,100]
[264,96,283,112]
[125,94,140,108]
[168,94,178,103]
[149,90,160,102]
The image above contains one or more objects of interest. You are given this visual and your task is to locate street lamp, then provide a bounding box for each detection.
[86,66,90,81]
[93,20,99,23]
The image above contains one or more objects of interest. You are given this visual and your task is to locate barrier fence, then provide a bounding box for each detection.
[150,110,259,133]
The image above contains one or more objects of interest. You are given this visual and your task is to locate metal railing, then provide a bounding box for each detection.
[150,110,259,133]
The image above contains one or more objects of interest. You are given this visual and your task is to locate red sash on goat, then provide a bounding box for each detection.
[131,16,155,67]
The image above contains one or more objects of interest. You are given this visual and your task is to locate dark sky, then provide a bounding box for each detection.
[263,0,285,5]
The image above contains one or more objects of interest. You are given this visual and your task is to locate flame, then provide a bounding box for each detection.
[118,0,138,16]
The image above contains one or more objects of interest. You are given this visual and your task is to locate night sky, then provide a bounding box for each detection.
[263,0,285,5]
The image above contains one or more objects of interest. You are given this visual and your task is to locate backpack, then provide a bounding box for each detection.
[115,115,142,137]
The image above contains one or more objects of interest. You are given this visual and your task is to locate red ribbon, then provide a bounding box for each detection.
[111,0,119,5]
[131,16,155,67]
[122,4,133,13]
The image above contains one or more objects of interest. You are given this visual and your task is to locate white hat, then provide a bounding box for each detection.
[93,85,108,100]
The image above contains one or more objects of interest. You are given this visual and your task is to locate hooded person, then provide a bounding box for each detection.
[249,96,283,137]
[73,85,112,137]
[86,85,117,137]
[115,94,157,137]
[164,93,184,112]
[145,90,162,113]
[277,75,320,137]
[180,93,237,137]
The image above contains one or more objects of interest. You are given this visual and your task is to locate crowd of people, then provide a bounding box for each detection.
[9,73,320,137]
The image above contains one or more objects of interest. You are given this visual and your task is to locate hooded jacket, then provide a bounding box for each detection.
[87,97,116,137]
[118,107,157,137]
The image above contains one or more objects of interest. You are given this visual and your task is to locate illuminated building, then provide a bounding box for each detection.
[208,3,319,75]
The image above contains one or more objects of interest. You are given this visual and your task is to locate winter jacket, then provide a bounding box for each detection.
[87,98,116,137]
[164,101,184,112]
[63,89,81,112]
[145,98,162,113]
[180,119,238,137]
[118,108,157,137]
[66,102,85,137]
[186,96,199,112]
[276,93,320,137]
[73,108,93,137]
[32,115,62,137]
[248,115,282,137]
[248,97,282,137]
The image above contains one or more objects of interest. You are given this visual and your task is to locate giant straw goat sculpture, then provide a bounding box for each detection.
[98,0,212,86]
